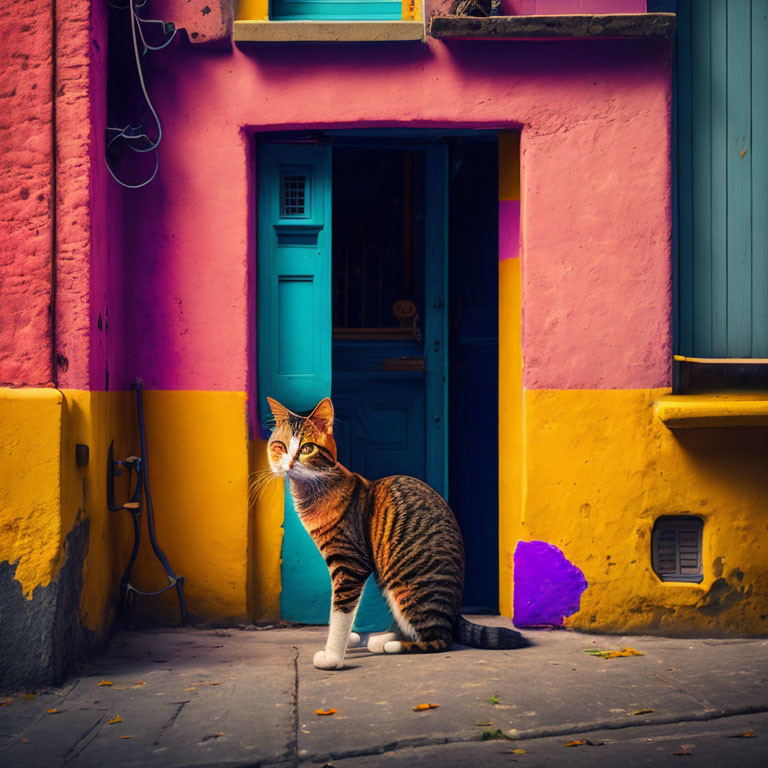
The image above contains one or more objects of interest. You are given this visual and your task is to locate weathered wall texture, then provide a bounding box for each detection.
[0,1,54,387]
[0,0,127,691]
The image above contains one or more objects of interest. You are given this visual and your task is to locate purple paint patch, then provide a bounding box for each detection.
[513,541,588,627]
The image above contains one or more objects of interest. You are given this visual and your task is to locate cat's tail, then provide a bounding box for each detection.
[454,616,529,650]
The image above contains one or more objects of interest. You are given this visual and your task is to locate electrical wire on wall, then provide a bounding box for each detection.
[105,0,177,189]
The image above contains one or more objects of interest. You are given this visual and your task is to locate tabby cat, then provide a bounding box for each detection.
[266,396,527,670]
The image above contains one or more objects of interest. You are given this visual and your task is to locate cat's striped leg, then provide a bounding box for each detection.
[313,578,366,670]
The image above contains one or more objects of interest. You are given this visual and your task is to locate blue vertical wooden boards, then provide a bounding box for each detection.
[678,0,768,358]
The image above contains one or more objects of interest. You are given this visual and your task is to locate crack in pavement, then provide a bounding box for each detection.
[61,711,110,765]
[153,700,189,746]
[289,646,300,768]
[299,704,768,765]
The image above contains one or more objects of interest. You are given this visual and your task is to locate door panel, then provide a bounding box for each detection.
[258,143,332,419]
[259,142,333,625]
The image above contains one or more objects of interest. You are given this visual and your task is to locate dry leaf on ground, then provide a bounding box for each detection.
[97,681,114,687]
[120,735,134,740]
[107,716,123,725]
[412,703,439,711]
[315,708,337,716]
[46,709,58,714]
[565,740,586,747]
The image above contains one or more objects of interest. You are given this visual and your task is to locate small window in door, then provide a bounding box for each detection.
[280,168,311,218]
[651,516,703,583]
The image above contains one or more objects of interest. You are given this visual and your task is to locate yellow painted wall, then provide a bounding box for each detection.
[125,391,252,623]
[0,389,65,596]
[249,436,284,622]
[498,257,522,619]
[59,390,133,632]
[1,387,281,632]
[519,388,768,636]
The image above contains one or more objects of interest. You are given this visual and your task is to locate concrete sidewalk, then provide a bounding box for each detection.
[0,617,766,767]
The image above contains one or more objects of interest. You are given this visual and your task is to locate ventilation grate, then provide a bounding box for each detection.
[651,516,703,583]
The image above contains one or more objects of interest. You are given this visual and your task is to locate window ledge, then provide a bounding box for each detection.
[429,13,675,41]
[654,393,768,429]
[233,20,425,43]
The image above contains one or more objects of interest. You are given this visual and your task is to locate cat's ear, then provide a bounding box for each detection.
[308,397,334,436]
[266,397,292,424]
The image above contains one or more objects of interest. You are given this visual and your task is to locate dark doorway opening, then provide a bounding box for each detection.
[330,137,499,613]
[448,138,499,612]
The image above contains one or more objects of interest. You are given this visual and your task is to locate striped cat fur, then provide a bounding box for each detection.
[266,396,527,670]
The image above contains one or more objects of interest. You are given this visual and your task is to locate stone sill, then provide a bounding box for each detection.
[429,13,676,40]
[654,393,768,429]
[233,20,425,43]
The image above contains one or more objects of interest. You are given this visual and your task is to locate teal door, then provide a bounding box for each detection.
[259,140,448,630]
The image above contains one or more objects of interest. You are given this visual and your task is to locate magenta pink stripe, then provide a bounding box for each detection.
[499,201,521,261]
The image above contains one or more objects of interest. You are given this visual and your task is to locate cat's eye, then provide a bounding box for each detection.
[300,443,316,455]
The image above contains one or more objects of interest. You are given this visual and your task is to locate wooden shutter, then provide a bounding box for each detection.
[258,142,332,424]
[677,0,768,358]
[652,517,703,583]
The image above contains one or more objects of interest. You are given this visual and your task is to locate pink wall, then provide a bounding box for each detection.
[116,36,671,395]
[0,0,113,390]
[0,0,55,387]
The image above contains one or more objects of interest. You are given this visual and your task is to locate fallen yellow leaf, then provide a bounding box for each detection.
[46,708,58,714]
[98,681,114,687]
[412,703,439,711]
[633,708,655,716]
[512,748,527,755]
[120,735,134,740]
[475,721,494,726]
[315,708,337,716]
[107,716,123,725]
[565,740,586,747]
[184,686,197,691]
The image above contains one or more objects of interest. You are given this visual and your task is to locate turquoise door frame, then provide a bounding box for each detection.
[258,139,448,628]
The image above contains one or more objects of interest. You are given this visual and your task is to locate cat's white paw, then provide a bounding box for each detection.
[383,640,403,654]
[367,632,397,654]
[313,649,344,670]
[347,632,362,648]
